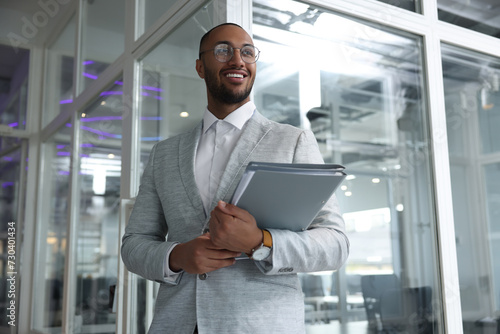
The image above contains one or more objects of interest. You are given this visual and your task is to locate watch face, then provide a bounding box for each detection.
[252,247,271,261]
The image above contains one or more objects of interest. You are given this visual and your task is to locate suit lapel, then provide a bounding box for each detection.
[211,111,273,207]
[178,122,205,215]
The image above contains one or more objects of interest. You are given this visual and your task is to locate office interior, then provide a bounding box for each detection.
[0,0,499,333]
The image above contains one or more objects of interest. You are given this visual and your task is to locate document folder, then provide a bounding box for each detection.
[230,162,346,231]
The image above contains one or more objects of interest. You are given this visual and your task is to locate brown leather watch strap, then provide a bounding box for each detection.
[262,229,272,248]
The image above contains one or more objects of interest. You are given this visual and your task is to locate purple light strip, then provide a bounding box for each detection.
[60,99,73,104]
[8,122,18,127]
[100,91,123,96]
[82,60,94,65]
[2,182,14,188]
[80,125,122,139]
[142,85,163,92]
[83,72,98,80]
[80,116,122,122]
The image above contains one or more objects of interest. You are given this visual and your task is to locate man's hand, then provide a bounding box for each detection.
[209,201,263,254]
[169,233,241,274]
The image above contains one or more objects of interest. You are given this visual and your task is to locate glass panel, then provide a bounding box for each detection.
[138,0,179,36]
[33,124,72,332]
[442,44,500,331]
[0,44,29,130]
[253,1,443,332]
[0,147,22,328]
[372,0,419,12]
[80,0,125,90]
[74,79,123,333]
[43,16,76,127]
[438,0,500,38]
[484,163,500,310]
[138,1,214,173]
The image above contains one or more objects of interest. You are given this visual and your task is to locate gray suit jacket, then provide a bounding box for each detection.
[121,111,349,334]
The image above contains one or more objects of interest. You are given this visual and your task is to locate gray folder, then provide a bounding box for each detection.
[230,162,346,231]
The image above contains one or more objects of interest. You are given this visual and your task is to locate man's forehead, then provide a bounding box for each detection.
[205,25,253,46]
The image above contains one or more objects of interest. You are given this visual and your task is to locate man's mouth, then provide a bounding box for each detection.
[226,73,244,78]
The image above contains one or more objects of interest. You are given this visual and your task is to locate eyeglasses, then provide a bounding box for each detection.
[199,43,260,64]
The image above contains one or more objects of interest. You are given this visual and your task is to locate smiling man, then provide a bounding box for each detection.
[121,23,349,334]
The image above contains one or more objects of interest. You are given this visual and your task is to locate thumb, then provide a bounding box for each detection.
[217,200,251,220]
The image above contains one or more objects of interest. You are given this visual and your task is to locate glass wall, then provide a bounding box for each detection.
[253,1,443,332]
[80,0,125,91]
[0,146,24,328]
[375,0,419,12]
[33,124,72,332]
[43,16,76,127]
[0,45,29,131]
[438,0,500,38]
[442,44,500,333]
[138,1,214,172]
[74,80,123,333]
[138,0,179,36]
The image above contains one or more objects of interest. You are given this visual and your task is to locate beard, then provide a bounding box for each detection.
[204,66,254,105]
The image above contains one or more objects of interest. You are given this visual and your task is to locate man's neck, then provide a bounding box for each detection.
[207,99,250,119]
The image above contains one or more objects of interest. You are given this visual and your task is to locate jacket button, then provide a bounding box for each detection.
[199,273,207,280]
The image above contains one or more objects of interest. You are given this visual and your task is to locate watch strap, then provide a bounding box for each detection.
[262,229,272,248]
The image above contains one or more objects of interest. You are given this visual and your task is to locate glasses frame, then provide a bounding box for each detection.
[199,43,260,64]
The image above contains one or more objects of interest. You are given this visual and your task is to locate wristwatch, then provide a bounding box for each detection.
[250,229,273,261]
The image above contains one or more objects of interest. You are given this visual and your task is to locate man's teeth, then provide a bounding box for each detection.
[226,73,244,78]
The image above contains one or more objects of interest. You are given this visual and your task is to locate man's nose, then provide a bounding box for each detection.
[228,49,245,66]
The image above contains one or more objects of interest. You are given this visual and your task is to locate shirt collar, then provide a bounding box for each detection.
[202,101,256,134]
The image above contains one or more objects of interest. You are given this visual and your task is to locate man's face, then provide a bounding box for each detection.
[196,25,257,107]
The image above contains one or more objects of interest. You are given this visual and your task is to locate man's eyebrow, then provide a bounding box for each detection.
[214,40,255,47]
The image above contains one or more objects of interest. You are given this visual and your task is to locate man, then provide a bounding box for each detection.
[121,23,349,334]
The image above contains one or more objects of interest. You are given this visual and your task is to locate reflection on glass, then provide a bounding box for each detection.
[254,1,442,332]
[33,125,72,332]
[80,0,125,90]
[43,16,75,127]
[438,0,500,38]
[0,147,22,328]
[0,44,29,130]
[484,163,500,310]
[138,1,214,172]
[138,0,179,36]
[443,44,500,331]
[371,0,419,12]
[74,80,123,332]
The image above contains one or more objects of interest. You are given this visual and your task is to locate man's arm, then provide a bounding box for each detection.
[209,129,349,274]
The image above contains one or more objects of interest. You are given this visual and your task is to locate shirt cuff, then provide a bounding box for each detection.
[163,242,183,285]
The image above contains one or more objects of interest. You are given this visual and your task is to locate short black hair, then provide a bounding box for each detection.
[198,23,245,58]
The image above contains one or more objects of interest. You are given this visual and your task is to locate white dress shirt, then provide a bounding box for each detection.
[163,101,256,281]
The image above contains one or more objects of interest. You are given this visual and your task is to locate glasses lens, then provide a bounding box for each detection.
[241,46,257,63]
[214,44,232,62]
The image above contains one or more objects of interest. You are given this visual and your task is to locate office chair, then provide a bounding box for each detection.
[360,274,400,331]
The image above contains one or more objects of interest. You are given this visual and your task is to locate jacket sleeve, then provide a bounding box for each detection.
[255,130,350,275]
[121,143,180,284]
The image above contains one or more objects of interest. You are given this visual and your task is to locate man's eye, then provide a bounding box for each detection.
[242,49,254,57]
[215,48,230,55]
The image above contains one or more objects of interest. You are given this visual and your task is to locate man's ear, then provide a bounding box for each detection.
[196,59,205,79]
